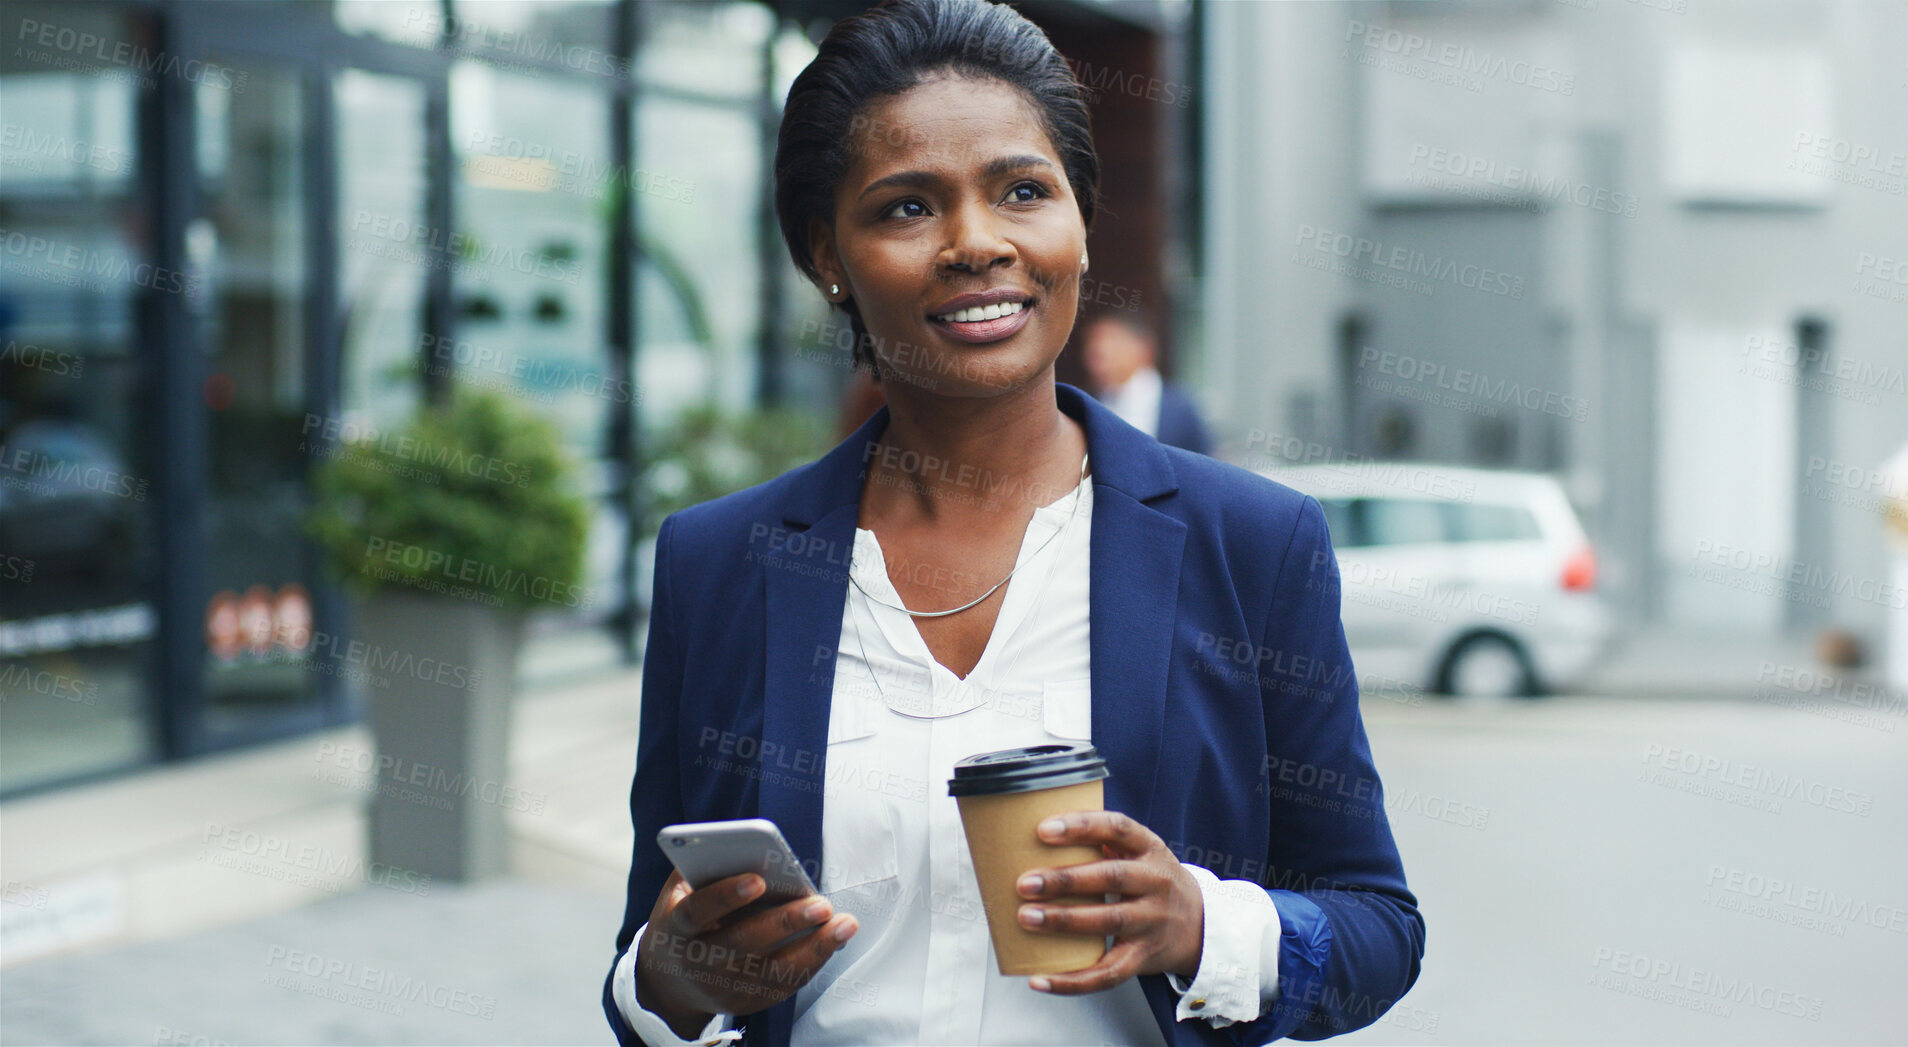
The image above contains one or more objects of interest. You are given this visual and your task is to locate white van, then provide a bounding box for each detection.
[1258,464,1611,697]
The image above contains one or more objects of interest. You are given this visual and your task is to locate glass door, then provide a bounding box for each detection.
[169,4,447,752]
[192,51,327,736]
[334,69,428,434]
[0,2,158,791]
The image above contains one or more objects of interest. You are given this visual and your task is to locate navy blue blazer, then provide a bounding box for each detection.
[606,383,1423,1045]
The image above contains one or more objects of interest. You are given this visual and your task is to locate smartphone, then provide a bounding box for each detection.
[657,818,823,943]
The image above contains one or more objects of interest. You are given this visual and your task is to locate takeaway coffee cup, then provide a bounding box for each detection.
[949,743,1111,976]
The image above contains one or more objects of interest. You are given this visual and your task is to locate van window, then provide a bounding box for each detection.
[1359,498,1447,546]
[1317,498,1359,548]
[1447,503,1543,542]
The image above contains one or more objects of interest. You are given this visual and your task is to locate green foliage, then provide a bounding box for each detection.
[642,403,831,523]
[307,388,592,611]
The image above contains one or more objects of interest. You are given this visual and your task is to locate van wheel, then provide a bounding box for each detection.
[1439,634,1540,698]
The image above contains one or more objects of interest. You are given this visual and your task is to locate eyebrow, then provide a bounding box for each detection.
[856,154,1056,201]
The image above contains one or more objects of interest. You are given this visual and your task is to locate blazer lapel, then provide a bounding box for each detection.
[750,409,886,1047]
[1062,383,1189,1045]
[759,499,858,871]
[757,407,889,879]
[1063,384,1186,828]
[1086,484,1186,827]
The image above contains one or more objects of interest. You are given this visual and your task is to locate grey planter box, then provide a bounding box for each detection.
[353,592,526,882]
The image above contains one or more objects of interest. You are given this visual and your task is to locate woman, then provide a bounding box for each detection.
[604,2,1423,1044]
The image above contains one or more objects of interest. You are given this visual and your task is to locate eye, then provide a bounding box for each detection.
[1005,181,1049,203]
[883,198,930,220]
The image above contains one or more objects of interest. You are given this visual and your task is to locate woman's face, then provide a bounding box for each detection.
[812,74,1087,399]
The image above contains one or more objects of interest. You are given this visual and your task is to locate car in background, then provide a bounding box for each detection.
[0,419,143,583]
[1257,464,1609,697]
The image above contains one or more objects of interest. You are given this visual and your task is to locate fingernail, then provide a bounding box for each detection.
[804,900,830,923]
[1018,874,1043,896]
[1030,976,1052,992]
[831,918,856,942]
[1037,818,1064,838]
[739,877,763,899]
[1019,906,1044,927]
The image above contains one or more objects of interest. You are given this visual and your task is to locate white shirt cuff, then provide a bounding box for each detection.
[1163,863,1283,1026]
[613,922,742,1046]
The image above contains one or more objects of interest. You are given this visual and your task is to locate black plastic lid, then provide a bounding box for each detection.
[947,743,1110,797]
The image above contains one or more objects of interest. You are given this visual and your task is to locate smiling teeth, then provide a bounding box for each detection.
[935,300,1025,323]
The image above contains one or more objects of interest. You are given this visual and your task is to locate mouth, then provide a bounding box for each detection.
[927,297,1036,344]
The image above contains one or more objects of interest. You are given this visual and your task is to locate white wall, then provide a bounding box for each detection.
[1200,0,1908,642]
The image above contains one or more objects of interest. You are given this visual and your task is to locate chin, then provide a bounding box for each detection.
[869,315,1062,397]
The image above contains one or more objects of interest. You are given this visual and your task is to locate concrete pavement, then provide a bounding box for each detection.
[0,880,623,1046]
[4,632,1900,1045]
[1339,689,1906,1045]
[2,667,645,1046]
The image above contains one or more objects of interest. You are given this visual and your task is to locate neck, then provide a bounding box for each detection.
[864,376,1084,520]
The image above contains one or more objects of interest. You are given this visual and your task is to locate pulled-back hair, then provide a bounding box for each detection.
[774,0,1100,379]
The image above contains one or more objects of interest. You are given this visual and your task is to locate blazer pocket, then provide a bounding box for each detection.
[1041,678,1094,741]
[819,703,901,895]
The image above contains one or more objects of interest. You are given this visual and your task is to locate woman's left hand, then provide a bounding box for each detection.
[1015,810,1204,994]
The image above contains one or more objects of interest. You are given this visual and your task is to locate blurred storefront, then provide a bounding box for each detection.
[0,0,1193,795]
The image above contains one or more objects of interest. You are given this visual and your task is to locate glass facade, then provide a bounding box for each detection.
[451,61,625,672]
[0,0,811,794]
[335,68,427,431]
[0,0,1182,795]
[635,93,762,420]
[0,4,158,792]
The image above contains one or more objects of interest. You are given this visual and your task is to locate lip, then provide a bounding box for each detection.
[928,300,1035,344]
[927,288,1037,345]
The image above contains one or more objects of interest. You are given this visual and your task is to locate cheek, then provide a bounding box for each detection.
[853,245,931,314]
[1040,268,1084,318]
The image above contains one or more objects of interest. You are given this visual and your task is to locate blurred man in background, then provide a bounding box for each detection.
[1079,310,1211,455]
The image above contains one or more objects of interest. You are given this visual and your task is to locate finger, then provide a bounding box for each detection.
[1019,897,1153,939]
[707,894,834,954]
[667,872,766,937]
[1032,940,1145,995]
[1018,859,1160,901]
[1035,810,1157,856]
[755,914,858,996]
[640,871,691,952]
[655,870,691,913]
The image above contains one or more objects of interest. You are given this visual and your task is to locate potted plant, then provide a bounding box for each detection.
[308,386,590,881]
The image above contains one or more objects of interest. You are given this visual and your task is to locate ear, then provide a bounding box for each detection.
[808,217,843,299]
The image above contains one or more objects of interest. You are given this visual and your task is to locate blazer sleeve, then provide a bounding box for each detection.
[1235,495,1426,1042]
[603,513,693,1047]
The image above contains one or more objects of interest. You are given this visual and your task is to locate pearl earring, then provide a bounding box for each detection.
[1080,253,1088,268]
[830,283,840,296]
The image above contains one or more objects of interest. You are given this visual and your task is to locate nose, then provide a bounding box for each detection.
[936,197,1016,273]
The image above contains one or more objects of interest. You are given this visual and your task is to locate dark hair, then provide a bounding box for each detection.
[774,0,1100,379]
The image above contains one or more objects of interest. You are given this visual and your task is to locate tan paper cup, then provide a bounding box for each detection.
[950,744,1111,976]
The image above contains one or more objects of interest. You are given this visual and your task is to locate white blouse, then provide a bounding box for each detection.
[617,467,1285,1045]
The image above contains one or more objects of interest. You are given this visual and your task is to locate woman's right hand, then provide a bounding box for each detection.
[634,869,859,1038]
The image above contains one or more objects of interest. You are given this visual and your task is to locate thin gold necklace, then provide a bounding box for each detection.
[849,452,1089,618]
[848,465,1090,718]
